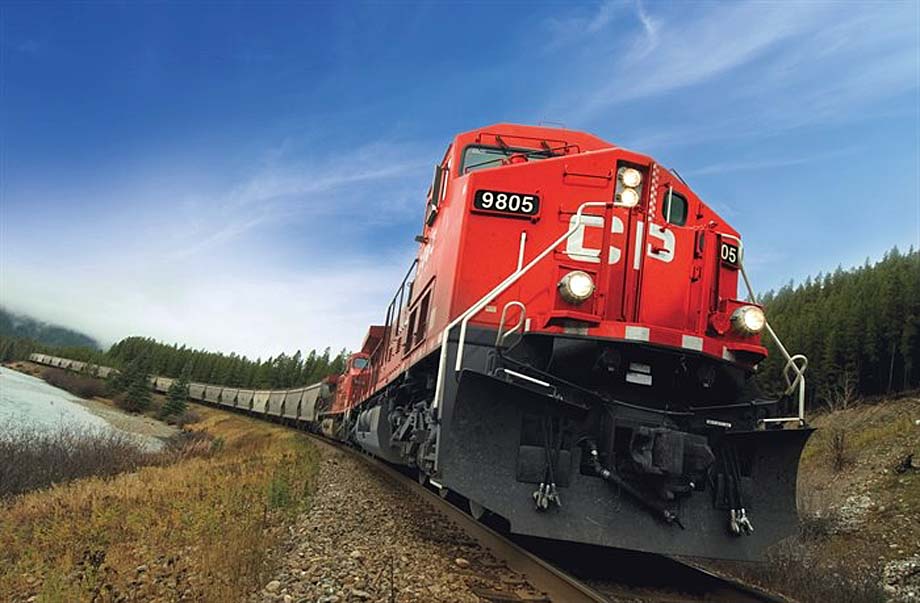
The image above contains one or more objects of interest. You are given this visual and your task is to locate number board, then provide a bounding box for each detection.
[473,189,539,218]
[719,240,741,269]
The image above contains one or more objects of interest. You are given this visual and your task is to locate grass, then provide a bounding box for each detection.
[0,404,320,602]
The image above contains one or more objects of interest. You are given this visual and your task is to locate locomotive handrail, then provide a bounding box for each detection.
[496,301,527,348]
[432,201,610,418]
[720,233,808,426]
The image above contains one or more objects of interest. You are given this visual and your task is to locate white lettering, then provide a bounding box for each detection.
[609,216,624,264]
[647,223,675,263]
[633,221,645,270]
[565,214,603,263]
[563,215,677,268]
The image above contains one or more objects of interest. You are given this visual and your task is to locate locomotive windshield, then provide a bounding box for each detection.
[462,145,552,174]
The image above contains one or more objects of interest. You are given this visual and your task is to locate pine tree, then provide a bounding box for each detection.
[161,376,189,418]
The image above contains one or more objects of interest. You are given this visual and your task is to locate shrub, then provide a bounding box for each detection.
[40,368,107,399]
[0,423,149,498]
[830,428,850,472]
[167,409,201,427]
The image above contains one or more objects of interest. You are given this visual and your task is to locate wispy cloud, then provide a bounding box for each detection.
[546,1,918,133]
[543,1,628,49]
[684,147,861,177]
[164,142,429,260]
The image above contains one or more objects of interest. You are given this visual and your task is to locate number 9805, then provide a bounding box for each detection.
[474,189,539,217]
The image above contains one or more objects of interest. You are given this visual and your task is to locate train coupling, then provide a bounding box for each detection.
[730,508,754,535]
[532,482,562,510]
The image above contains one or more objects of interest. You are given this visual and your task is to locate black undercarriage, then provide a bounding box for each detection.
[350,327,812,560]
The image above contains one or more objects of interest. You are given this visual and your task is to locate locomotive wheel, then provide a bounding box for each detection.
[468,499,487,520]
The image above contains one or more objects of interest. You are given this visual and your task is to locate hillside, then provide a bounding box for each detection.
[0,307,99,350]
[711,392,920,602]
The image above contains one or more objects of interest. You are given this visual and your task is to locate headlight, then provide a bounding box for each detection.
[619,167,642,188]
[558,270,595,304]
[616,187,640,207]
[731,306,766,334]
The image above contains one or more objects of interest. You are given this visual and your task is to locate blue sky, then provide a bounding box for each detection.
[1,1,918,358]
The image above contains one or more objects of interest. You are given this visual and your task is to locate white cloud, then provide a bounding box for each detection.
[684,146,861,177]
[2,255,410,359]
[0,139,432,357]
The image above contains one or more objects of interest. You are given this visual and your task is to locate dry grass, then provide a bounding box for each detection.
[829,428,850,473]
[706,393,920,602]
[0,424,162,498]
[0,404,319,602]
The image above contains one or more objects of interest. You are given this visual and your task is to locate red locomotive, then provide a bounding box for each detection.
[319,123,812,560]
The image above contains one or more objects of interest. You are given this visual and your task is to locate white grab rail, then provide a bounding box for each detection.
[495,301,527,348]
[432,201,610,413]
[721,233,808,425]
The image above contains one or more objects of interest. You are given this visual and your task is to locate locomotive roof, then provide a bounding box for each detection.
[457,123,617,153]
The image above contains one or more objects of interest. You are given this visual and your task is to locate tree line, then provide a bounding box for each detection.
[757,246,919,409]
[0,335,349,390]
[106,337,349,389]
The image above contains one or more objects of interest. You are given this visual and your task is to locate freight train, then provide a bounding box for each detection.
[31,123,814,561]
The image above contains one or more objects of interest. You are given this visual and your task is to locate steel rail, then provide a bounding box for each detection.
[304,433,608,603]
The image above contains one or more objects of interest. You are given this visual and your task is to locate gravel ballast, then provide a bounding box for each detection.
[252,444,549,603]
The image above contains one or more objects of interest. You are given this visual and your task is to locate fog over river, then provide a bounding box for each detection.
[0,366,112,432]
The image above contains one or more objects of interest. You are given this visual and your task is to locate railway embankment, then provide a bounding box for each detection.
[1,366,320,602]
[710,392,920,603]
[251,443,548,603]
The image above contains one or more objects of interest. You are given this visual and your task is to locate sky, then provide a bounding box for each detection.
[1,1,918,359]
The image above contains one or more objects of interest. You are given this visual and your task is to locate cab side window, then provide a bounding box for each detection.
[662,190,688,226]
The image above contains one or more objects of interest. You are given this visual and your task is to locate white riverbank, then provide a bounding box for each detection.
[0,364,179,449]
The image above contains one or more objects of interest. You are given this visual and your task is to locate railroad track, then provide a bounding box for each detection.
[298,428,789,603]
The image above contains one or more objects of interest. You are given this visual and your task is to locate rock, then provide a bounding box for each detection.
[265,580,282,593]
[245,449,543,603]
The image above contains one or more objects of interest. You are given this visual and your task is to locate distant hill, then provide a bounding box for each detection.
[0,307,99,350]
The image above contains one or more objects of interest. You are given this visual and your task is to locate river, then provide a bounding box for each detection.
[0,366,113,432]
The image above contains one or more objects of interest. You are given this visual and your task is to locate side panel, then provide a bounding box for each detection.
[252,391,270,415]
[299,384,322,423]
[204,385,222,404]
[154,377,174,393]
[235,389,254,410]
[220,388,239,407]
[283,389,302,419]
[188,383,207,400]
[267,390,285,417]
